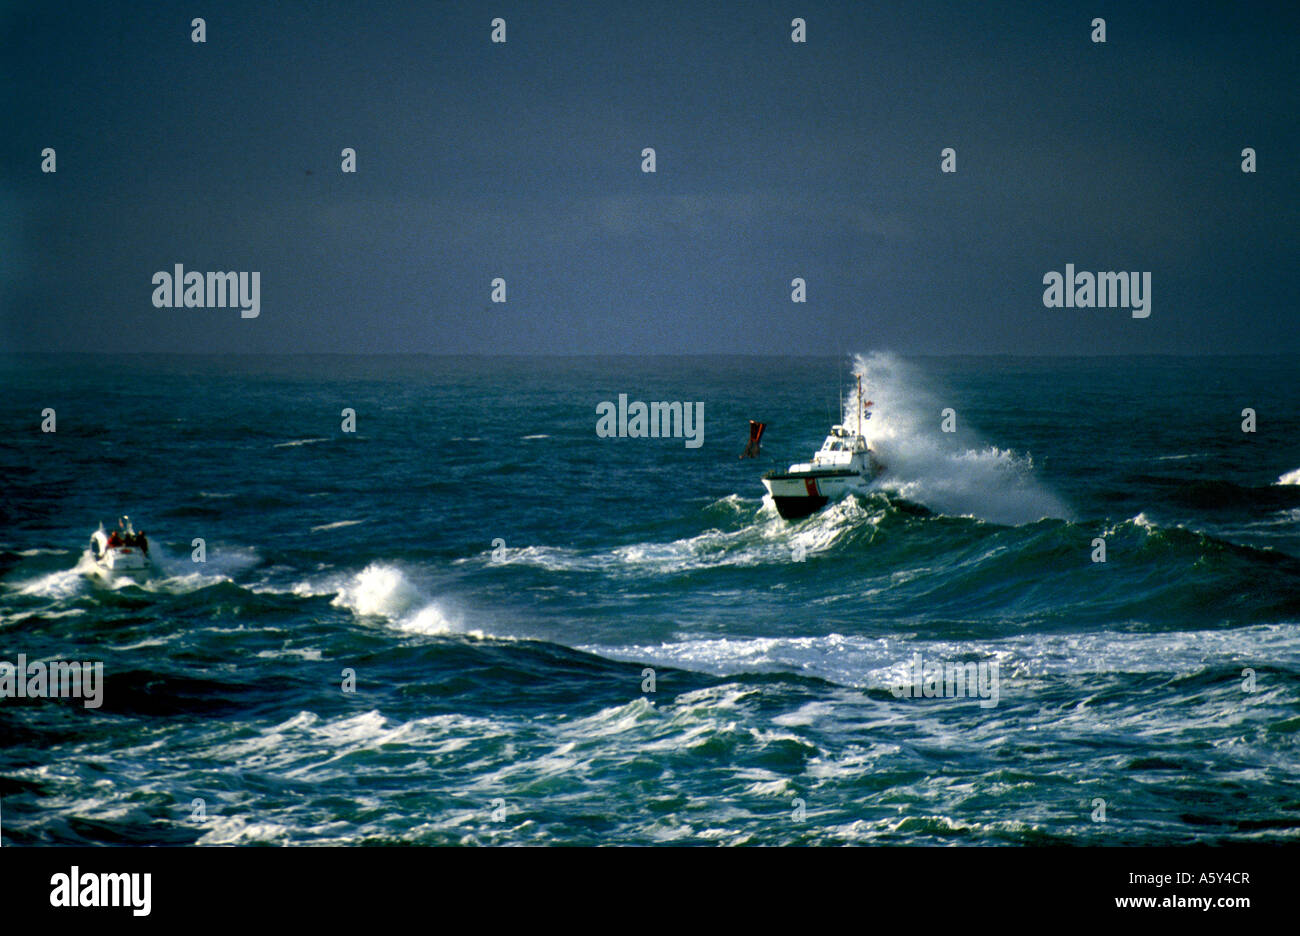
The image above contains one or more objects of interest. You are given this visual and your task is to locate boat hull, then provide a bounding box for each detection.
[762,469,868,520]
[92,550,151,579]
[770,493,829,519]
[762,441,886,520]
[91,563,151,581]
[88,533,152,580]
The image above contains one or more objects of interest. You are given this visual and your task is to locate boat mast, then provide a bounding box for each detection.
[856,375,863,437]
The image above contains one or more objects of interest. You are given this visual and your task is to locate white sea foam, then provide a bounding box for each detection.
[472,496,882,576]
[11,554,97,599]
[0,607,88,627]
[254,647,324,661]
[329,562,461,635]
[196,816,295,846]
[1277,468,1300,486]
[309,519,365,533]
[581,622,1300,689]
[119,543,261,594]
[1129,512,1158,533]
[849,351,1071,525]
[273,437,328,448]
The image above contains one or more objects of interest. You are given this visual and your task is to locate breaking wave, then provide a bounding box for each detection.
[849,352,1071,525]
[328,563,462,635]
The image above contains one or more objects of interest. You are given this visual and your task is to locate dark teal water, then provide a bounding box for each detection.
[1,352,1298,845]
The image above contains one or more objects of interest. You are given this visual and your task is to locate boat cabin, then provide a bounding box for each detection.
[812,425,867,467]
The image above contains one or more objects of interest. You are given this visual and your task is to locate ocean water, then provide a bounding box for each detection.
[1,352,1298,845]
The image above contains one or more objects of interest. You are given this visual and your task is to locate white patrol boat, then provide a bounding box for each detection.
[761,376,884,520]
[88,516,153,580]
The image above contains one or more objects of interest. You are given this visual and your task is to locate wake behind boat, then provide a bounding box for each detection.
[87,516,153,580]
[760,376,884,520]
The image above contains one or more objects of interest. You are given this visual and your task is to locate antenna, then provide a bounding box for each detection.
[827,360,833,428]
[838,354,844,425]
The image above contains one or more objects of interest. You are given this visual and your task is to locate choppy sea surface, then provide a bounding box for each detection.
[1,352,1298,845]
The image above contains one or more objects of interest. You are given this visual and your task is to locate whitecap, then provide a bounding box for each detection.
[329,562,464,635]
[309,519,365,533]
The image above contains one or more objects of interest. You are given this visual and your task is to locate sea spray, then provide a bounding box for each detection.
[330,562,460,635]
[848,351,1071,525]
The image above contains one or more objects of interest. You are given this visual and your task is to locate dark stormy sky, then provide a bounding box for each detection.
[3,1,1297,355]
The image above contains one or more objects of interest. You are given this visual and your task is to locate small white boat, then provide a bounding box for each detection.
[761,376,884,520]
[88,516,153,580]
